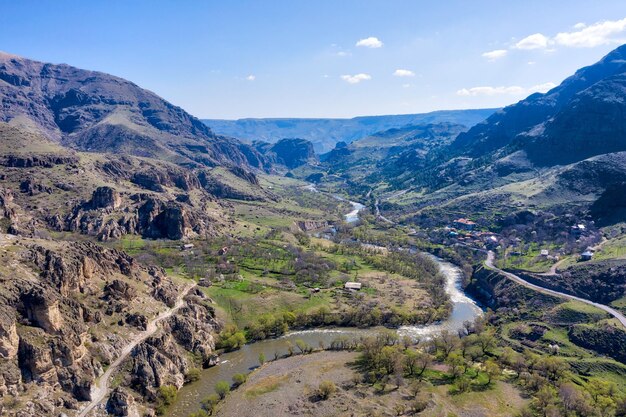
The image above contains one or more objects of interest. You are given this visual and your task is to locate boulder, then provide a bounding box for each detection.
[104,280,137,301]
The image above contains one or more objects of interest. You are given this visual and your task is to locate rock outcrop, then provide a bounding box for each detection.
[62,190,218,241]
[28,241,137,296]
[255,137,318,169]
[0,187,18,226]
[128,291,219,399]
[107,387,139,417]
[130,333,189,397]
[0,307,19,359]
[91,186,122,209]
[21,289,64,333]
[1,154,78,168]
[0,237,219,416]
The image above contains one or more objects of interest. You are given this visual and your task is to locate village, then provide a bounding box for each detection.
[428,217,601,268]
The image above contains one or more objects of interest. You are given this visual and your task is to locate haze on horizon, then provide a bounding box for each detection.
[2,0,626,119]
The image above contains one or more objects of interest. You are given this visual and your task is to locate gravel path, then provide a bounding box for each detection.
[77,283,196,417]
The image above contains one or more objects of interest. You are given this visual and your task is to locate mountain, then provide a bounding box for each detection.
[202,109,497,153]
[312,44,626,230]
[321,122,467,184]
[0,52,268,169]
[454,44,626,163]
[253,138,318,169]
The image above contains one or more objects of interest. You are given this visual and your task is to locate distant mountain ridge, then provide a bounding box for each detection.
[0,52,269,169]
[202,109,497,153]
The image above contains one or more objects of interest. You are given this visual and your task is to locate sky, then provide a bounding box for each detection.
[2,1,626,119]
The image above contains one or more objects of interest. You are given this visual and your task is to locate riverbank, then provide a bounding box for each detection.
[213,350,527,417]
[166,256,482,417]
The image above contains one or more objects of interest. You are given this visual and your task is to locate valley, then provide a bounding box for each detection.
[1,26,626,417]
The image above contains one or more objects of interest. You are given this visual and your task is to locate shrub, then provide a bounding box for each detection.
[200,393,220,413]
[318,380,337,400]
[232,373,247,387]
[186,368,202,383]
[215,380,230,399]
[410,393,430,413]
[217,325,246,351]
[451,376,471,393]
[155,385,178,415]
[158,385,177,405]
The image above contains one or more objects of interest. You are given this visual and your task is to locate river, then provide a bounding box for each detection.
[345,201,365,223]
[166,255,481,417]
[166,187,481,417]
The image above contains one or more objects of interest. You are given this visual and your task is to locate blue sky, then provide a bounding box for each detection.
[2,1,626,118]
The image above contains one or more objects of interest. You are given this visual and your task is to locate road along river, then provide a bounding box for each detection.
[166,255,482,417]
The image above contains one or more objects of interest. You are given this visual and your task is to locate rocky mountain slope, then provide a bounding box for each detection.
[453,44,626,160]
[0,233,219,416]
[203,109,497,153]
[253,138,318,169]
[321,122,467,185]
[316,44,626,229]
[0,52,268,170]
[0,122,278,243]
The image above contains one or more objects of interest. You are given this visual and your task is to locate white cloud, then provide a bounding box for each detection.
[355,37,383,48]
[554,17,626,47]
[530,82,557,93]
[481,49,508,60]
[514,33,549,50]
[393,69,415,77]
[527,61,536,65]
[336,51,350,57]
[457,82,556,97]
[457,86,525,96]
[402,83,412,88]
[246,75,256,81]
[509,18,626,53]
[340,73,372,84]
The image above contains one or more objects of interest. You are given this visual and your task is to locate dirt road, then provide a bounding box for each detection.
[77,283,196,417]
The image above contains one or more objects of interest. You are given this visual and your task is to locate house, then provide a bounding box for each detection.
[344,282,362,291]
[540,249,549,257]
[453,218,477,231]
[198,278,212,287]
[181,243,195,250]
[580,251,594,261]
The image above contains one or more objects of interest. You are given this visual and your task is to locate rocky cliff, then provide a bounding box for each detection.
[255,138,318,169]
[0,235,219,416]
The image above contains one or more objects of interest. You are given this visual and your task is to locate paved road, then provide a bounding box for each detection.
[77,284,196,417]
[485,251,626,329]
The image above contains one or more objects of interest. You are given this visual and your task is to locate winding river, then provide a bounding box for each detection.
[167,258,481,417]
[166,189,482,417]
